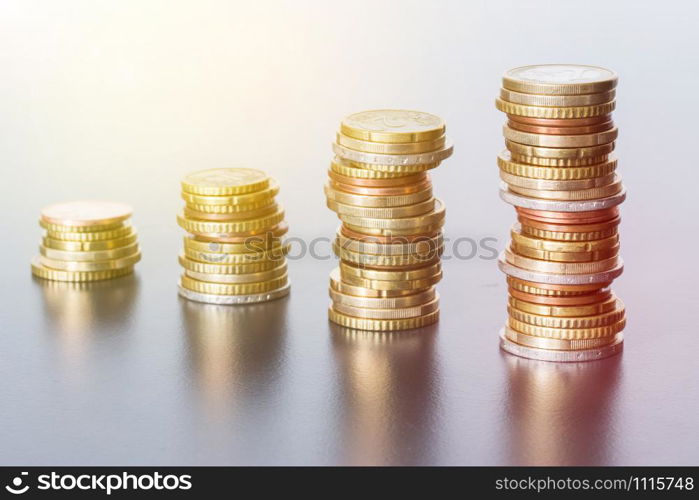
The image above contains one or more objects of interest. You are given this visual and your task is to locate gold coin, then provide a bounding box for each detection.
[336,132,446,154]
[40,201,133,228]
[330,157,420,179]
[184,262,287,284]
[341,271,442,291]
[193,222,289,243]
[40,219,125,233]
[503,125,618,148]
[31,257,134,282]
[45,225,135,242]
[335,231,442,257]
[39,242,140,262]
[332,295,440,320]
[324,183,433,208]
[340,109,445,143]
[327,197,435,219]
[496,98,615,119]
[499,87,616,107]
[508,301,625,329]
[181,168,269,196]
[342,222,444,237]
[340,261,441,281]
[182,244,289,264]
[337,199,445,231]
[180,274,288,295]
[344,159,440,174]
[176,208,284,235]
[502,64,618,96]
[509,153,610,167]
[183,235,285,254]
[39,252,141,271]
[519,223,617,242]
[508,295,619,317]
[498,151,617,180]
[504,327,619,350]
[186,198,276,214]
[42,233,138,251]
[329,285,437,309]
[183,203,278,221]
[511,242,619,263]
[181,179,279,206]
[505,139,615,159]
[328,306,439,331]
[505,248,619,274]
[507,176,622,200]
[333,241,442,267]
[508,317,625,340]
[329,268,420,298]
[511,225,618,253]
[178,254,281,274]
[500,171,616,191]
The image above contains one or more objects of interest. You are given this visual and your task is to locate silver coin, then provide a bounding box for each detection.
[497,252,624,284]
[177,282,290,305]
[499,330,624,362]
[499,183,626,212]
[332,139,454,166]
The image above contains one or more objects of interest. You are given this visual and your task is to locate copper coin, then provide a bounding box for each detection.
[330,178,432,196]
[509,288,612,306]
[340,224,440,244]
[516,207,619,224]
[327,169,428,188]
[506,114,612,127]
[507,276,610,294]
[507,119,614,135]
[518,215,621,233]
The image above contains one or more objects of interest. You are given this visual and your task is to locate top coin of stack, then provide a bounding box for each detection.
[326,110,453,331]
[177,168,290,305]
[494,64,626,362]
[31,201,141,282]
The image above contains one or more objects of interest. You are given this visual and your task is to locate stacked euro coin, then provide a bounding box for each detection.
[31,201,141,282]
[177,168,290,305]
[495,65,626,362]
[326,110,453,331]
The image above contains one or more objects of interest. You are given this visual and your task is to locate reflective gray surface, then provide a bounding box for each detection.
[1,0,698,465]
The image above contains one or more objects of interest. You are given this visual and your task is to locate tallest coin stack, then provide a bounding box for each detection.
[495,65,626,362]
[326,110,453,331]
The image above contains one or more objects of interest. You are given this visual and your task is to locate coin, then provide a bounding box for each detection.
[329,285,437,309]
[511,225,619,253]
[500,88,616,107]
[498,253,624,285]
[508,295,618,316]
[39,242,141,262]
[181,179,279,206]
[500,171,616,191]
[505,139,615,159]
[329,268,421,298]
[505,248,619,274]
[509,153,610,167]
[495,98,615,119]
[180,274,288,295]
[337,199,445,230]
[327,197,436,219]
[41,201,133,228]
[508,301,625,329]
[334,241,442,267]
[176,208,285,235]
[507,114,612,127]
[503,327,619,350]
[502,64,618,95]
[181,168,270,196]
[332,139,454,167]
[183,245,289,264]
[503,125,618,148]
[324,182,433,208]
[184,262,287,283]
[337,132,446,154]
[335,231,442,256]
[499,331,623,362]
[39,252,141,272]
[329,178,432,196]
[328,306,439,331]
[499,184,627,212]
[178,254,281,274]
[497,151,617,180]
[31,257,134,282]
[42,233,138,251]
[330,157,423,179]
[327,168,427,187]
[340,109,445,143]
[177,282,290,305]
[508,316,625,340]
[332,295,440,320]
[183,203,279,221]
[507,276,609,295]
[507,119,614,135]
[516,207,619,224]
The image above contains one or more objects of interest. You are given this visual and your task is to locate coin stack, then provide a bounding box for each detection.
[495,65,626,361]
[326,110,453,331]
[177,168,290,305]
[31,201,141,282]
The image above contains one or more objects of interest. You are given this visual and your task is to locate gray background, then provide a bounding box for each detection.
[1,0,698,465]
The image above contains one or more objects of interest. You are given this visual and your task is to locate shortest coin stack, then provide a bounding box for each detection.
[177,168,290,305]
[31,201,141,282]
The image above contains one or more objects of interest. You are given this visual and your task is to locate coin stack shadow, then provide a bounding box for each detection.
[31,201,141,282]
[177,168,290,305]
[325,110,454,331]
[495,65,626,362]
